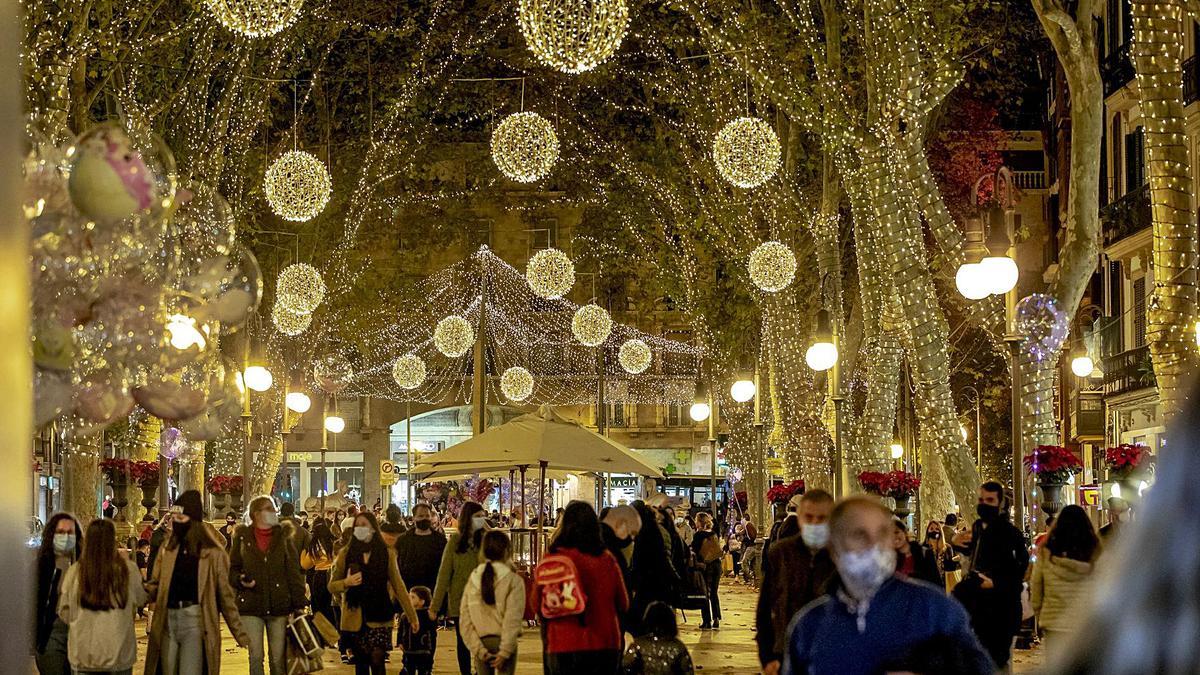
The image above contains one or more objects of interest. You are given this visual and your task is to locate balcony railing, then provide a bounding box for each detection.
[1102,42,1135,98]
[1102,345,1156,398]
[1186,55,1200,105]
[1101,183,1151,247]
[1011,170,1046,191]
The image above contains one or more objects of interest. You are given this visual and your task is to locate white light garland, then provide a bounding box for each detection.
[572,304,612,347]
[264,150,331,222]
[391,354,427,390]
[271,302,311,336]
[618,338,652,374]
[500,366,535,401]
[517,0,629,74]
[491,112,560,183]
[713,117,782,188]
[202,0,305,37]
[748,241,798,292]
[434,315,475,357]
[276,262,325,314]
[525,247,576,299]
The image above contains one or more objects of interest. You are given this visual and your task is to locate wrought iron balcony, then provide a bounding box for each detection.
[1102,345,1156,397]
[1101,183,1151,248]
[1102,42,1135,98]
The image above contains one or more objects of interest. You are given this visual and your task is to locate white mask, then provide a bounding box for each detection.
[353,526,373,542]
[472,514,487,531]
[800,522,830,549]
[837,545,896,600]
[259,511,279,527]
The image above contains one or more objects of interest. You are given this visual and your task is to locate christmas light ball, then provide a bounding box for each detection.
[491,112,559,183]
[264,150,331,222]
[713,117,781,188]
[271,302,311,336]
[313,353,354,393]
[572,304,612,347]
[435,315,475,357]
[517,0,629,74]
[276,262,325,314]
[392,354,427,390]
[748,241,797,292]
[501,366,535,402]
[202,0,305,38]
[526,248,575,299]
[618,339,652,374]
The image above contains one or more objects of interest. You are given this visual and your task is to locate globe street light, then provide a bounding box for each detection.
[890,443,904,460]
[805,308,838,372]
[689,402,711,422]
[285,391,312,414]
[1070,353,1096,378]
[324,415,345,433]
[242,365,273,392]
[730,378,756,403]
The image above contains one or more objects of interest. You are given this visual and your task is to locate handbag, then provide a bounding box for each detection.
[286,640,324,675]
[287,612,324,658]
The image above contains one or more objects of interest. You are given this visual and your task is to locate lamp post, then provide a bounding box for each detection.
[240,359,272,513]
[690,381,717,519]
[962,385,982,469]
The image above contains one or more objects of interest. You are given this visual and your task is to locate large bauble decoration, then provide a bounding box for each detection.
[264,150,331,222]
[748,241,797,292]
[202,0,305,37]
[392,354,427,390]
[1015,293,1070,361]
[713,117,782,188]
[34,367,73,427]
[500,366,535,402]
[182,244,263,332]
[435,315,475,357]
[491,112,560,183]
[313,352,354,394]
[517,0,629,74]
[276,262,325,314]
[168,182,236,260]
[74,368,135,425]
[525,248,575,299]
[133,364,211,422]
[32,319,76,371]
[618,338,652,374]
[572,304,612,347]
[67,124,176,222]
[271,303,312,336]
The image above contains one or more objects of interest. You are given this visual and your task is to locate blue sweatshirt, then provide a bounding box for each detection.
[782,576,993,675]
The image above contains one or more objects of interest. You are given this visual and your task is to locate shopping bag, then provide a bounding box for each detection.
[721,552,733,574]
[286,640,325,675]
[287,612,324,658]
[311,613,340,647]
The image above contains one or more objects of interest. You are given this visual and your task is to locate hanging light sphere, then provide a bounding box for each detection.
[1071,355,1095,378]
[713,117,781,188]
[202,0,304,37]
[501,366,535,402]
[979,255,1019,295]
[517,0,629,74]
[491,112,560,183]
[689,402,711,422]
[434,315,475,357]
[392,354,427,390]
[526,248,576,299]
[264,150,331,222]
[748,241,797,292]
[618,339,652,374]
[276,262,325,314]
[313,353,354,393]
[271,302,312,336]
[572,304,613,347]
[805,342,838,372]
[730,378,756,403]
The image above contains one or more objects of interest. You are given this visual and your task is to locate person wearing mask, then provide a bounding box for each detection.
[622,601,694,675]
[689,512,723,630]
[535,501,629,675]
[278,502,311,554]
[600,505,640,595]
[145,489,249,675]
[379,504,405,552]
[1030,504,1100,656]
[328,511,420,675]
[459,530,526,675]
[301,519,338,627]
[35,513,82,675]
[672,509,694,548]
[433,500,488,675]
[628,501,680,636]
[891,519,940,586]
[920,520,954,591]
[218,512,238,550]
[782,495,993,675]
[57,518,148,675]
[230,496,308,675]
[951,481,1030,670]
[396,503,448,593]
[755,489,835,675]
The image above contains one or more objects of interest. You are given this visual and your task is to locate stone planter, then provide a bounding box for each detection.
[892,495,912,519]
[1038,482,1066,517]
[140,483,159,513]
[110,480,130,522]
[230,490,244,516]
[211,492,228,516]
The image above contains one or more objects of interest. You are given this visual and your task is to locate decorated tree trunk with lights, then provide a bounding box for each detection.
[1131,0,1200,423]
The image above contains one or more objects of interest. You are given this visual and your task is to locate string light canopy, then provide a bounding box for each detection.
[392,354,427,390]
[517,0,630,74]
[525,247,576,299]
[712,117,781,188]
[434,315,475,357]
[572,303,613,347]
[202,0,305,37]
[264,150,331,222]
[276,262,325,314]
[748,240,797,292]
[271,302,312,336]
[501,366,535,401]
[618,339,652,374]
[491,112,560,182]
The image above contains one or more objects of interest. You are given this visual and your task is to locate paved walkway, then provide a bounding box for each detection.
[125,578,1043,673]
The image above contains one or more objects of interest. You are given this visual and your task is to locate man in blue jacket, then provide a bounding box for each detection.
[782,495,993,675]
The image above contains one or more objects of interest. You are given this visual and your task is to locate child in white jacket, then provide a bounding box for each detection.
[459,530,526,675]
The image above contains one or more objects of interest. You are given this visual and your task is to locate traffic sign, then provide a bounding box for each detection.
[380,459,397,485]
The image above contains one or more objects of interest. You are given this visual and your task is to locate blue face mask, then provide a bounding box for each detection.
[53,533,76,554]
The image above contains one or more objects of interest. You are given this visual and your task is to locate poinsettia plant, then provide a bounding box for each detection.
[206,475,244,495]
[133,460,160,487]
[1104,444,1149,478]
[99,459,160,485]
[857,471,887,494]
[1023,445,1083,484]
[767,479,806,504]
[881,471,921,499]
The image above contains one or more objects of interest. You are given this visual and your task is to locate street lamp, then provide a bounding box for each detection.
[805,308,838,372]
[242,365,273,392]
[285,391,312,414]
[890,442,904,460]
[958,168,1020,300]
[1070,345,1096,378]
[324,415,345,433]
[689,401,711,422]
[730,374,756,403]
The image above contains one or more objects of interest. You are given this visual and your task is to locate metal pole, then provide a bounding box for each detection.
[537,461,547,562]
[1009,338,1025,529]
[519,465,527,528]
[708,385,717,518]
[241,342,252,513]
[406,400,413,512]
[976,397,982,469]
[472,253,489,437]
[320,395,328,517]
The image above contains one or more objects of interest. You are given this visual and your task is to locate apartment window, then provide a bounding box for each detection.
[665,403,689,427]
[1111,116,1123,199]
[1132,276,1147,348]
[597,402,627,428]
[470,218,493,249]
[527,218,558,254]
[1106,0,1132,53]
[1124,127,1145,191]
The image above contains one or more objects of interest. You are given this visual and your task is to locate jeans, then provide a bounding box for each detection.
[545,649,621,675]
[700,562,722,625]
[243,615,288,675]
[35,619,72,675]
[454,621,472,675]
[474,635,517,675]
[160,605,204,675]
[78,671,132,675]
[741,543,761,584]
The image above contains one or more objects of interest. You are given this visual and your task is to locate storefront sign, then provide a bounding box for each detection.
[608,476,639,488]
[287,452,314,462]
[1078,484,1100,506]
[380,459,398,485]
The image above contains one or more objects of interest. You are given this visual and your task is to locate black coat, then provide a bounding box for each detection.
[901,542,942,586]
[953,517,1029,637]
[35,551,72,652]
[229,522,308,617]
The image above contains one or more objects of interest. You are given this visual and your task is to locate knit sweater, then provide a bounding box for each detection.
[458,561,526,659]
[1030,553,1094,632]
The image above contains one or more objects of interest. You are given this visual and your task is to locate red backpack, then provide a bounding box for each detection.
[534,553,587,619]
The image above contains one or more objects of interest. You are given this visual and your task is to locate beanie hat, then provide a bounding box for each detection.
[176,489,205,522]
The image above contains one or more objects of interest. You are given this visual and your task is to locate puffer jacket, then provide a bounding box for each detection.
[458,561,525,660]
[1030,552,1095,632]
[228,522,307,617]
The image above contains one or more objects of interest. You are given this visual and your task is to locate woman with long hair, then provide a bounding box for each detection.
[536,501,629,675]
[690,512,723,629]
[1031,504,1100,656]
[328,511,419,675]
[432,500,487,675]
[628,502,678,636]
[145,489,249,675]
[57,518,147,674]
[35,512,82,674]
[459,530,525,675]
[302,518,338,626]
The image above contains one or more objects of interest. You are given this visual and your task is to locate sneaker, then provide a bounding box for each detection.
[713,620,721,629]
